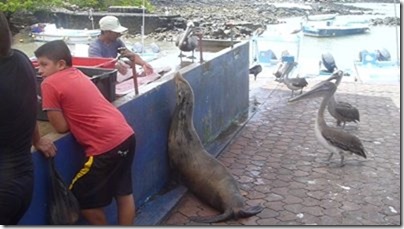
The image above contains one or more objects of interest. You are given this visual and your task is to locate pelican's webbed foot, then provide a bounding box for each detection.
[339,154,345,167]
[327,152,334,162]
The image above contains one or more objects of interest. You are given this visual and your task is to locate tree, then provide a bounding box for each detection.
[0,0,154,13]
[0,0,64,13]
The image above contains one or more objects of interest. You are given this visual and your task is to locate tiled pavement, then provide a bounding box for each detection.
[161,72,401,226]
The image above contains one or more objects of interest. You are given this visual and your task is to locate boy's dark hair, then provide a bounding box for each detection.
[34,40,73,66]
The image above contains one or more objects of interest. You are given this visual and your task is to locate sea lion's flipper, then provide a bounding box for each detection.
[237,204,264,218]
[190,209,233,223]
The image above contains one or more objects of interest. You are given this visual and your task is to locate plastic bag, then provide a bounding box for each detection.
[48,158,80,225]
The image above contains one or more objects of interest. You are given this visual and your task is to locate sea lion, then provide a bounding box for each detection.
[168,72,264,223]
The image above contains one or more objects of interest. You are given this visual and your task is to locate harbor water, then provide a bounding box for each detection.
[12,3,400,82]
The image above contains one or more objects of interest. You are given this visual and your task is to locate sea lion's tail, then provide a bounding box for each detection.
[189,209,234,223]
[189,204,264,223]
[236,204,264,218]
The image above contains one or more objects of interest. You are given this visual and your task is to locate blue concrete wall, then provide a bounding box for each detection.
[19,41,250,225]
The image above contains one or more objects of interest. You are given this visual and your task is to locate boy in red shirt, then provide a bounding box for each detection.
[34,40,136,225]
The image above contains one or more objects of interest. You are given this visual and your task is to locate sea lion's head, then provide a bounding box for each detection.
[174,72,194,118]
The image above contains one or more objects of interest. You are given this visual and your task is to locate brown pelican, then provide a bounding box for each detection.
[277,61,308,97]
[175,21,198,61]
[252,24,267,37]
[325,70,360,128]
[319,52,338,74]
[249,64,262,81]
[289,81,367,166]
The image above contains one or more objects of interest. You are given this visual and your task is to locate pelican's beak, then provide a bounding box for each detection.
[310,70,343,89]
[288,81,336,103]
[325,70,343,82]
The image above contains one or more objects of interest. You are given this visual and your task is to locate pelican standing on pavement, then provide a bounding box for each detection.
[289,81,367,166]
[324,70,360,128]
[278,60,308,97]
[249,64,262,81]
[175,21,198,61]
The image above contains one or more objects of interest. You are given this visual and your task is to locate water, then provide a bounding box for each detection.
[12,3,400,83]
[254,3,401,83]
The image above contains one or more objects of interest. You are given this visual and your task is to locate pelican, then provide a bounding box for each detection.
[324,70,360,128]
[249,64,262,81]
[319,52,338,73]
[175,21,198,61]
[278,61,308,97]
[289,81,367,166]
[252,24,267,37]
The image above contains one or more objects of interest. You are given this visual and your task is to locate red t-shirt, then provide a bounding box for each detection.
[41,67,134,156]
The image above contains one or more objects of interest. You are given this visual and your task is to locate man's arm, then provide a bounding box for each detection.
[88,42,102,57]
[32,122,57,158]
[119,49,154,75]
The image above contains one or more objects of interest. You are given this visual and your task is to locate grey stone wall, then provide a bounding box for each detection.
[52,10,183,35]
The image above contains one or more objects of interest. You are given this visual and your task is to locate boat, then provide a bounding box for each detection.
[302,19,370,37]
[250,28,301,67]
[353,48,400,84]
[30,23,100,44]
[306,13,338,21]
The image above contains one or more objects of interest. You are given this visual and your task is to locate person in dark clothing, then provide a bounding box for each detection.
[0,12,57,225]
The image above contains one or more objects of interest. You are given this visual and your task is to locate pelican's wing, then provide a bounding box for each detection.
[335,102,360,122]
[322,127,366,158]
[291,78,308,87]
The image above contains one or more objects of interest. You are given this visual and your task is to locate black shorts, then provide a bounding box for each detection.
[69,135,136,209]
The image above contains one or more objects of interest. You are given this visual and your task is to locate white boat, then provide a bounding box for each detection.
[303,19,370,37]
[250,29,301,67]
[353,49,400,84]
[30,23,100,44]
[306,13,338,21]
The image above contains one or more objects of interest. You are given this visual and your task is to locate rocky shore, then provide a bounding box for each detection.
[135,0,401,41]
[9,0,401,41]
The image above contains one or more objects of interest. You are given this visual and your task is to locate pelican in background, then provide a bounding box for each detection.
[277,60,308,97]
[289,81,367,166]
[249,64,262,81]
[319,52,338,74]
[324,70,360,128]
[252,24,267,37]
[175,21,198,61]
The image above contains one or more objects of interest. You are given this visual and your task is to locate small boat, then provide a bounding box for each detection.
[30,23,100,44]
[306,13,338,21]
[303,20,370,37]
[353,49,400,84]
[250,29,301,68]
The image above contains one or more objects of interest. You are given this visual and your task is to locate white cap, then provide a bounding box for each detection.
[99,16,128,33]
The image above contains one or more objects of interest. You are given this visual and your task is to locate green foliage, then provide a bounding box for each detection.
[67,0,100,9]
[0,0,63,13]
[97,0,155,12]
[0,0,154,13]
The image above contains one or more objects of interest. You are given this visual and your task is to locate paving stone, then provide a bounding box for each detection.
[265,193,284,202]
[276,210,299,222]
[161,77,400,226]
[283,203,304,214]
[300,206,324,217]
[256,218,281,225]
[264,201,285,212]
[163,212,189,225]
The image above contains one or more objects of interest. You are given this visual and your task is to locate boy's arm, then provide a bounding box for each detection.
[32,122,57,157]
[47,110,70,134]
